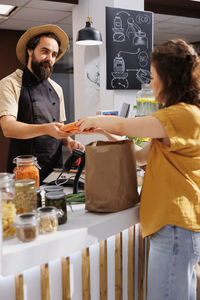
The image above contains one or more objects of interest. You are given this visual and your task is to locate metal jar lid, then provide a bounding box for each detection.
[15,179,36,187]
[36,206,64,218]
[14,213,39,227]
[44,185,64,193]
[45,191,65,200]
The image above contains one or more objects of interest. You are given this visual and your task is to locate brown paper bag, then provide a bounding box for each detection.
[85,140,139,212]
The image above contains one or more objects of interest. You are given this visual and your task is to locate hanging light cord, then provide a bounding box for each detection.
[87,0,92,24]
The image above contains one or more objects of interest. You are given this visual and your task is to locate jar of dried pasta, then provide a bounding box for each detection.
[0,173,16,239]
[15,179,37,214]
[13,155,40,188]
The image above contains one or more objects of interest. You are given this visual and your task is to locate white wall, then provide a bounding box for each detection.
[73,0,144,145]
[113,0,144,111]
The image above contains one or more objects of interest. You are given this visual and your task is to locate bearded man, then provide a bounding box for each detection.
[0,24,84,183]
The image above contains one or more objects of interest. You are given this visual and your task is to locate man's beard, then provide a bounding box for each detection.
[31,53,53,81]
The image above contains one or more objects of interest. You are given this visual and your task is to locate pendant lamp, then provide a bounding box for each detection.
[76,16,103,46]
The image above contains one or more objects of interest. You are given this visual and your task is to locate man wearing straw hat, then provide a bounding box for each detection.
[0,24,84,183]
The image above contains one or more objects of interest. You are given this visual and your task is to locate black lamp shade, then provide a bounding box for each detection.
[76,21,103,45]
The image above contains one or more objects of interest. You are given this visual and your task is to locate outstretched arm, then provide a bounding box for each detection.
[0,115,71,139]
[77,115,167,139]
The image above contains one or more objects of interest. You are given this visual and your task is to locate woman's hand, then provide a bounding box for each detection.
[77,116,101,132]
[74,127,104,135]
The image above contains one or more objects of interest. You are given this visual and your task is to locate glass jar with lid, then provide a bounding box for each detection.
[45,191,67,225]
[135,84,159,145]
[135,84,158,117]
[36,206,64,234]
[15,179,37,214]
[14,213,39,242]
[0,173,16,239]
[13,155,40,188]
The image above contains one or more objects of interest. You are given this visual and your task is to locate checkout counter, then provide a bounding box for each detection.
[1,170,146,300]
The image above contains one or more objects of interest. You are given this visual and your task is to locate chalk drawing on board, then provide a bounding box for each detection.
[112,10,131,43]
[112,15,125,42]
[136,13,151,25]
[126,68,151,84]
[106,7,153,89]
[112,11,149,50]
[111,48,141,89]
[138,51,148,67]
[126,17,141,38]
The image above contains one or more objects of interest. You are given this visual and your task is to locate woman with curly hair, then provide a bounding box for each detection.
[77,39,200,299]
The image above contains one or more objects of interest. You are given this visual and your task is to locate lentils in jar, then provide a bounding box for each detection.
[13,155,40,188]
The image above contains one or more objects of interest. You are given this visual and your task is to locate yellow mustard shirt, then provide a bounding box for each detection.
[140,102,200,237]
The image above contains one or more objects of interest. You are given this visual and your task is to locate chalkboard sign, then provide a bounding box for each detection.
[106,7,153,90]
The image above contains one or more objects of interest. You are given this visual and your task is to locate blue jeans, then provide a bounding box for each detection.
[147,225,200,300]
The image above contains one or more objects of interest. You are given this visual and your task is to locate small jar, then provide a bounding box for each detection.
[45,192,67,225]
[36,188,42,208]
[15,179,37,214]
[0,173,16,239]
[14,213,39,242]
[36,206,64,234]
[13,155,40,188]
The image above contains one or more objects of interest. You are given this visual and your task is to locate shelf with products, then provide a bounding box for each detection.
[2,186,140,276]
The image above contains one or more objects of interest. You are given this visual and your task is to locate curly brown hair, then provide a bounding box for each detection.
[151,39,200,108]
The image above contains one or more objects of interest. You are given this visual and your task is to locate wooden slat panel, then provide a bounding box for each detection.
[62,257,71,300]
[82,248,90,300]
[99,240,107,300]
[15,274,24,300]
[115,232,122,300]
[128,225,135,300]
[41,263,50,300]
[138,224,145,300]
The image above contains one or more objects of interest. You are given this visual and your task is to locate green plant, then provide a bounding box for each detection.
[127,136,142,147]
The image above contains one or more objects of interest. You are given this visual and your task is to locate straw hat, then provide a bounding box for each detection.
[16,24,69,65]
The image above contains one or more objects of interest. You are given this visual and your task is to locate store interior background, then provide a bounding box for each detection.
[0,0,200,172]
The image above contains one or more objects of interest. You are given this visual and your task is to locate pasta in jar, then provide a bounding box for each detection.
[0,173,16,239]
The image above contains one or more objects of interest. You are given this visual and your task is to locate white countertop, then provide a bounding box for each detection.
[2,187,140,276]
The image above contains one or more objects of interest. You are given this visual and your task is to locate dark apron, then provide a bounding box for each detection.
[7,68,63,184]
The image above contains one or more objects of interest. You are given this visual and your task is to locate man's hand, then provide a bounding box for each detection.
[44,122,72,139]
[63,137,85,153]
